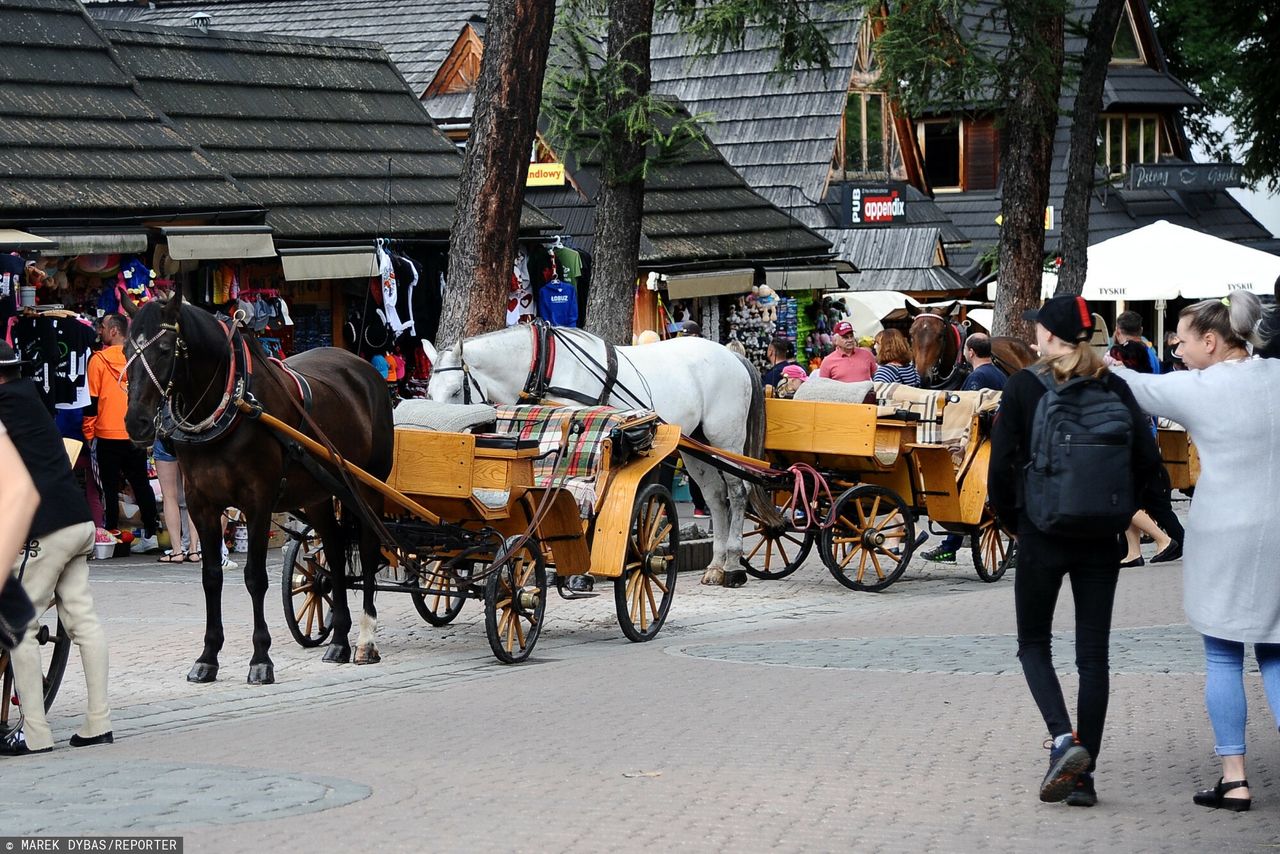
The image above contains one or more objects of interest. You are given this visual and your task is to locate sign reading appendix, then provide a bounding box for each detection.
[526,162,566,187]
[839,181,908,226]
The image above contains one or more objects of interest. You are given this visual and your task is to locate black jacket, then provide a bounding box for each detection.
[0,379,92,539]
[988,368,1164,561]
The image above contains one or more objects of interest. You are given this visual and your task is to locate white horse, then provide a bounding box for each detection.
[424,325,765,586]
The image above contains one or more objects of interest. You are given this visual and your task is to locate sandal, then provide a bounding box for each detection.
[1193,778,1251,811]
[184,551,203,563]
[157,550,186,564]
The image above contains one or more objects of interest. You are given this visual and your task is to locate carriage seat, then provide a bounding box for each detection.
[494,404,658,517]
[393,399,497,434]
[792,377,874,405]
[873,383,949,444]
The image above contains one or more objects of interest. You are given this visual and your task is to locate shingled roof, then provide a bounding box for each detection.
[97,20,556,240]
[823,227,973,293]
[0,0,255,225]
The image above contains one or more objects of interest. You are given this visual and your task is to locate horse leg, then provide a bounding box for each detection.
[353,517,382,665]
[721,475,750,588]
[187,506,226,683]
[243,509,275,685]
[313,510,352,664]
[684,458,730,586]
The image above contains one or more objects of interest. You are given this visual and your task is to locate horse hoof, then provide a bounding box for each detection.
[723,570,748,589]
[186,662,218,683]
[700,568,725,587]
[354,645,381,666]
[247,663,275,685]
[322,644,351,664]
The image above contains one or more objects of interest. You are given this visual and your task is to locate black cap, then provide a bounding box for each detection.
[1023,295,1094,343]
[0,343,33,367]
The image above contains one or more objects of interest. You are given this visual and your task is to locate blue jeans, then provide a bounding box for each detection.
[1203,635,1280,756]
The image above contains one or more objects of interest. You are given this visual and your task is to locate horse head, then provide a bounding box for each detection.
[909,303,958,380]
[425,339,469,404]
[123,290,184,446]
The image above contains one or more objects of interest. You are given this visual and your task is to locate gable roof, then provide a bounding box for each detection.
[97,20,555,239]
[0,0,255,225]
[823,227,973,292]
[89,0,488,95]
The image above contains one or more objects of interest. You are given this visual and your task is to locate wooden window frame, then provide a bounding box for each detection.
[916,119,965,193]
[1097,112,1169,173]
[835,90,889,179]
[1110,4,1147,66]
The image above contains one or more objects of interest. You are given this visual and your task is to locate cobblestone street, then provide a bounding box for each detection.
[6,505,1280,852]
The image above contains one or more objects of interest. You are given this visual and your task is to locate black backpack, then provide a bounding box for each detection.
[1022,370,1136,537]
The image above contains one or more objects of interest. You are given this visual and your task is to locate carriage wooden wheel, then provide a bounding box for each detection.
[411,559,468,627]
[971,510,1016,583]
[281,532,337,648]
[0,617,69,737]
[739,494,814,580]
[484,537,547,664]
[615,484,679,642]
[820,485,917,592]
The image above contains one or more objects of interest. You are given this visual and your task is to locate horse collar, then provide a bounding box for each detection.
[159,321,254,445]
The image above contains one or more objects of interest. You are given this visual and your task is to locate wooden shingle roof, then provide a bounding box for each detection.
[98,21,556,239]
[0,0,255,224]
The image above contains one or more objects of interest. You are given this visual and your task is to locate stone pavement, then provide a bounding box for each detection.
[5,507,1280,852]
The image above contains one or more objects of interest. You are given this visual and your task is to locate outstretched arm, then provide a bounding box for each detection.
[1110,366,1200,430]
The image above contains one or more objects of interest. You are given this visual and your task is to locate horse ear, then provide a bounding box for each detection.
[161,288,182,320]
[940,300,959,318]
[120,290,140,317]
[905,302,922,318]
[451,340,463,361]
[421,339,439,365]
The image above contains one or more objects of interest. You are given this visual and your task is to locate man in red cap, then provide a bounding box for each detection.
[818,320,878,383]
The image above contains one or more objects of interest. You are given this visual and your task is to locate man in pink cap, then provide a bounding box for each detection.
[818,320,878,383]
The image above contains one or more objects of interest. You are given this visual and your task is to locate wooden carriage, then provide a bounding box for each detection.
[739,386,1013,592]
[1157,425,1199,493]
[281,404,681,664]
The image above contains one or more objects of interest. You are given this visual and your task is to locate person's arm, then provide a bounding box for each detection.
[0,430,36,588]
[1110,365,1198,429]
[987,373,1028,532]
[1112,377,1165,502]
[83,354,100,441]
[817,357,831,379]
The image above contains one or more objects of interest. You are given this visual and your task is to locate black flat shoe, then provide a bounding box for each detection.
[1151,541,1183,563]
[1119,555,1145,568]
[1194,778,1251,811]
[69,731,113,748]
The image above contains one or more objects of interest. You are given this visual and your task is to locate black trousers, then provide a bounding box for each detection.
[1143,465,1186,543]
[1014,537,1120,772]
[95,437,158,536]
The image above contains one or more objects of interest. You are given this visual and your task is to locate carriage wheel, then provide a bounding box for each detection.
[484,538,547,664]
[411,559,468,626]
[281,531,335,648]
[820,485,916,592]
[616,484,679,642]
[971,511,1016,583]
[740,497,814,580]
[1,617,70,738]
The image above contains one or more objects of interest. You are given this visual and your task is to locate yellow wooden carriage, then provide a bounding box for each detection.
[738,387,1014,592]
[1157,425,1199,493]
[280,403,681,664]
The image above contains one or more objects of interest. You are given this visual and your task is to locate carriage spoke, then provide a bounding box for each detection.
[868,549,885,580]
[649,574,669,595]
[855,548,869,583]
[645,580,660,626]
[745,537,767,560]
[513,611,526,650]
[838,542,861,569]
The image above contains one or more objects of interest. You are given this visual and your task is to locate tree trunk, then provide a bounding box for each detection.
[584,0,656,346]
[1055,0,1127,296]
[437,0,557,346]
[993,12,1065,341]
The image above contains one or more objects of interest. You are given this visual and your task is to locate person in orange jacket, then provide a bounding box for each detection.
[84,315,158,553]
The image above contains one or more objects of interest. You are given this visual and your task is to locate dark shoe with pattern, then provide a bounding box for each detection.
[1194,778,1251,811]
[69,731,114,748]
[0,729,51,756]
[1040,737,1091,803]
[921,547,956,564]
[1066,772,1097,807]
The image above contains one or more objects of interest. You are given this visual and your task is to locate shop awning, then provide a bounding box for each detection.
[279,247,378,282]
[30,230,146,256]
[160,226,276,261]
[665,268,754,300]
[0,229,58,251]
[764,267,840,292]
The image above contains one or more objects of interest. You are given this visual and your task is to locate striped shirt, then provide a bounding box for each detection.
[873,361,922,387]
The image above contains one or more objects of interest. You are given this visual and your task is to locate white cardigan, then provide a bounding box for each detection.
[1115,359,1280,643]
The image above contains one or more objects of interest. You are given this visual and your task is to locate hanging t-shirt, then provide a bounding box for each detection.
[391,254,418,337]
[507,249,536,326]
[377,246,407,334]
[537,279,579,327]
[554,247,583,285]
[54,318,96,408]
[0,254,22,327]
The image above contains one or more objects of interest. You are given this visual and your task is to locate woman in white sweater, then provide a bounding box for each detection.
[1112,291,1280,812]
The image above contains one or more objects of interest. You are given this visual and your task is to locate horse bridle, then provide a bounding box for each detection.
[431,341,489,405]
[912,313,967,386]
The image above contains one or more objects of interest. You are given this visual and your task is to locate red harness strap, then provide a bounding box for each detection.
[268,356,306,404]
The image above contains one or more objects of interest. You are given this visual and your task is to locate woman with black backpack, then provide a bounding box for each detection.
[989,295,1164,807]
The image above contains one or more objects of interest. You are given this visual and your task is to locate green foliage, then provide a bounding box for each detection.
[1149,0,1280,192]
[662,0,858,72]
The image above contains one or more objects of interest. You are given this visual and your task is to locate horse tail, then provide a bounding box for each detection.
[734,354,781,524]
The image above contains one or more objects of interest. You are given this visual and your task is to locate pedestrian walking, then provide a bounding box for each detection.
[818,320,877,383]
[153,437,199,564]
[85,314,159,552]
[1111,291,1280,812]
[871,329,921,387]
[0,343,112,755]
[988,295,1163,806]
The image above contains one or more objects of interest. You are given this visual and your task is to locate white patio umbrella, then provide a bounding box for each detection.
[828,290,921,336]
[986,271,1058,302]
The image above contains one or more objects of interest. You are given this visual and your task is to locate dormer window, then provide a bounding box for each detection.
[836,91,888,176]
[1096,113,1171,173]
[1111,4,1145,64]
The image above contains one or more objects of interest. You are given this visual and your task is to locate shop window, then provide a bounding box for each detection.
[837,91,887,176]
[918,120,961,190]
[1096,113,1166,173]
[1111,5,1145,64]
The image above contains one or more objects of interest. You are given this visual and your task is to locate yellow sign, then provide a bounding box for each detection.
[995,206,1055,230]
[526,162,566,187]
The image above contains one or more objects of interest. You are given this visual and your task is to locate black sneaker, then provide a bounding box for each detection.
[1066,772,1097,807]
[0,729,52,757]
[921,547,956,563]
[1040,737,1091,803]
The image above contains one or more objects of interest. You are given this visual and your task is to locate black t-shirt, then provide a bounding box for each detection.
[0,379,92,539]
[762,360,798,389]
[1256,314,1280,359]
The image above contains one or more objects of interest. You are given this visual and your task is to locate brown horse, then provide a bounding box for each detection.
[122,292,394,684]
[907,302,1036,389]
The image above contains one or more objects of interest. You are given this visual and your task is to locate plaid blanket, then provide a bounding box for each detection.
[873,383,947,444]
[494,404,655,514]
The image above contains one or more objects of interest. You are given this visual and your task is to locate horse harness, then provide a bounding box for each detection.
[520,320,620,406]
[913,314,969,390]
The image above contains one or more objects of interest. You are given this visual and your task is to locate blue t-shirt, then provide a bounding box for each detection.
[371,354,390,380]
[962,362,1007,392]
[537,279,578,327]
